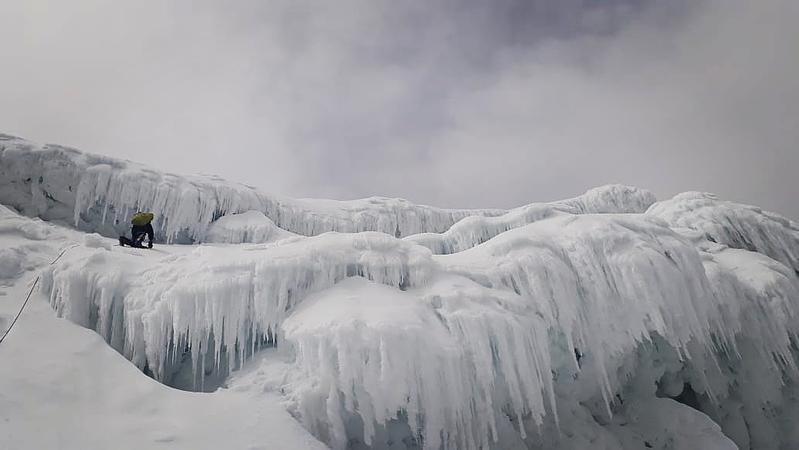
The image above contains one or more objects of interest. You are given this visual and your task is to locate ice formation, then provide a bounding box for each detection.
[3,134,799,450]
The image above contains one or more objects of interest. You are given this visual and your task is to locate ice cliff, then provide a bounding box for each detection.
[3,134,799,450]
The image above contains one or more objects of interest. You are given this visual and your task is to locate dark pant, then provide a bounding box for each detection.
[119,235,146,248]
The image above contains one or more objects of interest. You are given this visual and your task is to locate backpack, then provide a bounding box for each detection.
[131,212,155,226]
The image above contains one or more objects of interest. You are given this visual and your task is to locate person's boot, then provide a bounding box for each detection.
[119,236,125,246]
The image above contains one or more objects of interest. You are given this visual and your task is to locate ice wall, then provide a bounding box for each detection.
[0,134,506,242]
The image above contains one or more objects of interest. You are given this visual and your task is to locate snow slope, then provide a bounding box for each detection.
[2,135,798,450]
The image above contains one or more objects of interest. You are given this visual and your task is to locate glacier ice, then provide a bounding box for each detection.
[3,135,799,449]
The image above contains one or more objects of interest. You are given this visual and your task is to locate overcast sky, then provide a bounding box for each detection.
[1,0,797,218]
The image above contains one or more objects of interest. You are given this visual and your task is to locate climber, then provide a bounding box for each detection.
[119,212,155,248]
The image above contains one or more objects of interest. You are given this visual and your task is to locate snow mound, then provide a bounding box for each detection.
[648,191,799,273]
[406,184,655,254]
[204,210,296,244]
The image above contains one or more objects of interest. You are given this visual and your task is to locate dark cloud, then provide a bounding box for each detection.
[1,0,797,219]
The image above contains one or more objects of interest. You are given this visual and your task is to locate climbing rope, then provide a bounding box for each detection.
[0,244,78,345]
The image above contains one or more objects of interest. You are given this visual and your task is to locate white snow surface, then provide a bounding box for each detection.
[2,138,799,450]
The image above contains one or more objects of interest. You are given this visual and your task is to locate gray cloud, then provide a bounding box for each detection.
[1,0,797,219]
